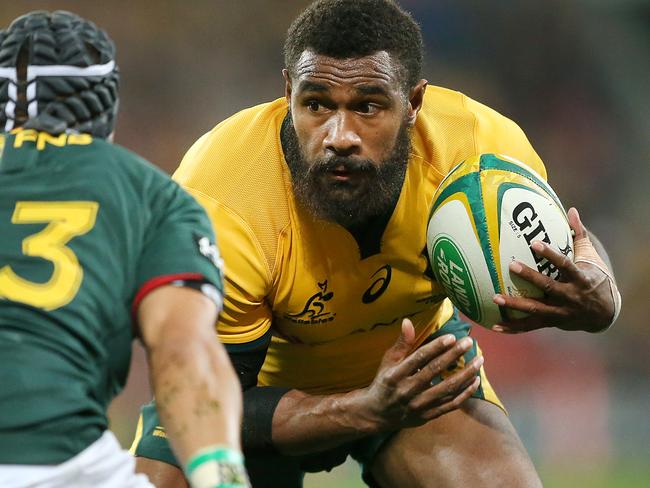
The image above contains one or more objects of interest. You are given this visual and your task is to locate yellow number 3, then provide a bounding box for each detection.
[0,201,99,310]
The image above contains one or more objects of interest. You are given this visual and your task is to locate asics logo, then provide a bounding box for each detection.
[362,265,392,303]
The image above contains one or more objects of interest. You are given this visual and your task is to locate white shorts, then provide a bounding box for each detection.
[0,431,154,488]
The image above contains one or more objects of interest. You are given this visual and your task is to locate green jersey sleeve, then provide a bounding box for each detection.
[132,176,225,313]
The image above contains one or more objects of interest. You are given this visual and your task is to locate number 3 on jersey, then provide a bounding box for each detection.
[0,201,99,310]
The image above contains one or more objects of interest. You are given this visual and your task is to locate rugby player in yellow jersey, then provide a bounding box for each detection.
[133,1,621,486]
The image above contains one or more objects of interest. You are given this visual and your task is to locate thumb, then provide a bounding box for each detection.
[386,318,416,361]
[569,207,610,271]
[567,207,609,266]
[568,207,588,243]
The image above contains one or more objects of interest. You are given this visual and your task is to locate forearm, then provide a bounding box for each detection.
[149,337,243,465]
[244,322,477,456]
[234,341,382,455]
[269,388,381,455]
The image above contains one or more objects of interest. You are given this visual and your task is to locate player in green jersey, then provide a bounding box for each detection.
[0,11,249,488]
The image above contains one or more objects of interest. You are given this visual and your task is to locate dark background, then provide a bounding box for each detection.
[2,2,648,486]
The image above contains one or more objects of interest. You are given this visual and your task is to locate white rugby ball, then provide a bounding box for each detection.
[426,153,574,328]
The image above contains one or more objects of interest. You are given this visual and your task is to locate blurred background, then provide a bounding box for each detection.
[2,1,648,486]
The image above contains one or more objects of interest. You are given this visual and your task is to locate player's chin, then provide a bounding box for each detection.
[311,190,374,225]
[312,173,391,216]
[329,184,377,210]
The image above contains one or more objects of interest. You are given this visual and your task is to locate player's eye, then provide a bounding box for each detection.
[307,100,321,112]
[357,102,379,115]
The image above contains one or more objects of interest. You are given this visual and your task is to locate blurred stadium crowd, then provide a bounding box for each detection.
[2,1,647,486]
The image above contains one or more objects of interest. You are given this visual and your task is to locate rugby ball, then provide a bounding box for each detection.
[426,154,574,328]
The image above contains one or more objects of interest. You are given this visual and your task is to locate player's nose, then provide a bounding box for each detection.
[323,111,361,157]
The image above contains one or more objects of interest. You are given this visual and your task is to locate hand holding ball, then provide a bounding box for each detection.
[427,154,573,328]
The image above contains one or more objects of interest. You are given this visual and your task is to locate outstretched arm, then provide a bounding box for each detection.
[138,285,248,488]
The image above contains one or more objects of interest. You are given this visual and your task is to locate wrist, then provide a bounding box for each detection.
[338,388,386,435]
[184,445,249,488]
[594,284,622,333]
[575,258,622,332]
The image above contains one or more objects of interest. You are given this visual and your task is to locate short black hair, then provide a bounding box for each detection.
[284,0,423,91]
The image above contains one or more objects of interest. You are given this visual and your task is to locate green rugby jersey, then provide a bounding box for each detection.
[0,129,224,464]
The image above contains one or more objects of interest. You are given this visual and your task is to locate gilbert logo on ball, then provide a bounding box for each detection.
[426,154,574,328]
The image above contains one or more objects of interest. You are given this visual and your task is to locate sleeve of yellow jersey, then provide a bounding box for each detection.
[173,135,273,346]
[465,95,548,181]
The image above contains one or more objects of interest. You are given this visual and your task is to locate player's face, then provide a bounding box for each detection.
[283,51,426,228]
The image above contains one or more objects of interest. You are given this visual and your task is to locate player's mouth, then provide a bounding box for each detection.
[314,157,376,186]
[330,165,353,181]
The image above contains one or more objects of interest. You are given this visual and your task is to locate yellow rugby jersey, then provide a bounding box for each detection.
[173,85,546,394]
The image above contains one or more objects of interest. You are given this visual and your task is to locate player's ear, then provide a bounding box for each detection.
[406,79,428,127]
[283,69,292,104]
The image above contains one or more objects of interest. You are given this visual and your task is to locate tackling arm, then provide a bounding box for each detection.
[138,285,248,487]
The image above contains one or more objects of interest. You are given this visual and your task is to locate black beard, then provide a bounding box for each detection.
[281,113,411,229]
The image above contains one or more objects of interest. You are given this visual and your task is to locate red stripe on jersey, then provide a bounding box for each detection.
[131,272,205,319]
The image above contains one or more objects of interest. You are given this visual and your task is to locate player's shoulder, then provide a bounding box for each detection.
[412,85,480,177]
[0,130,161,183]
[175,98,288,185]
[91,137,175,187]
[76,138,199,219]
[173,96,291,227]
[92,137,153,170]
[415,85,544,178]
[173,98,292,278]
[419,84,519,134]
[215,98,288,137]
